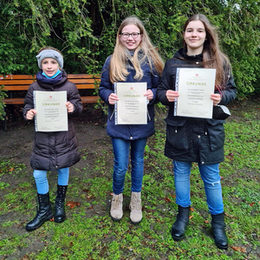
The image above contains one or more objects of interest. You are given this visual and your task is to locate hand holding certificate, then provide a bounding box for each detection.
[174,68,216,119]
[115,82,147,125]
[34,91,68,132]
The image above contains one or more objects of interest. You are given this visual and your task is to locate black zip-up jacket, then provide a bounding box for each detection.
[157,48,237,164]
[23,70,83,170]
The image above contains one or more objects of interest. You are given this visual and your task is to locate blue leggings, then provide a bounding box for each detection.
[33,167,70,194]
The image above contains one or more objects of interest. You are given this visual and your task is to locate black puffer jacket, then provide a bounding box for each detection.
[23,70,83,170]
[157,49,237,164]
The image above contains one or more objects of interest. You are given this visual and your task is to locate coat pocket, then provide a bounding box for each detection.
[166,119,189,151]
[206,119,225,151]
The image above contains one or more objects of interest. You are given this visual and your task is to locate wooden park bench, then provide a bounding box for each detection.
[0,74,101,130]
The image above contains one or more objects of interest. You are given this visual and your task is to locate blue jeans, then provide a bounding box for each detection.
[112,138,147,194]
[33,167,70,194]
[173,161,224,215]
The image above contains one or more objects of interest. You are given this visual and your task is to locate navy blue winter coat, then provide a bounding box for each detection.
[99,54,161,140]
[157,48,237,164]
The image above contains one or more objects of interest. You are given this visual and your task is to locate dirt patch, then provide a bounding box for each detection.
[0,105,108,166]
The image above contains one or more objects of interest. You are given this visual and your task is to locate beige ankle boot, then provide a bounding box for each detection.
[110,193,123,221]
[130,192,142,224]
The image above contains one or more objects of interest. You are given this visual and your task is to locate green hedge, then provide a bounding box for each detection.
[0,0,259,99]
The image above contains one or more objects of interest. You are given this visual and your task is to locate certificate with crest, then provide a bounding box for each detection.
[34,91,68,132]
[115,82,147,125]
[174,68,216,119]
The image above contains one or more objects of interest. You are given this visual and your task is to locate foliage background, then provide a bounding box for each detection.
[0,0,259,97]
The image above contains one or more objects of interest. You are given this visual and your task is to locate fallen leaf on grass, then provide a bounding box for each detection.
[49,217,54,222]
[66,201,80,209]
[249,202,255,207]
[226,152,234,161]
[224,212,235,218]
[86,194,93,200]
[164,197,171,203]
[204,220,209,224]
[231,246,247,253]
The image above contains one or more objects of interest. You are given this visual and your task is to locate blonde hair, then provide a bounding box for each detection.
[183,14,231,88]
[110,16,164,83]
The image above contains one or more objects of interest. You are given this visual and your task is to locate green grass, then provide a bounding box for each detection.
[0,100,259,259]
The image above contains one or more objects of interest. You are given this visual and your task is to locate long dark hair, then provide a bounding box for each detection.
[183,14,231,89]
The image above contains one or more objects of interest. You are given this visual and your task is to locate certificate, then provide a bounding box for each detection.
[174,68,216,119]
[115,82,147,125]
[34,91,68,132]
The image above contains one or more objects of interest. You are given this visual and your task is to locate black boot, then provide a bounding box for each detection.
[54,185,67,223]
[211,213,228,249]
[26,193,53,231]
[171,205,190,241]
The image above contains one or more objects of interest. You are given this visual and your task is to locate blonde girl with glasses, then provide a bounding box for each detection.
[99,16,164,224]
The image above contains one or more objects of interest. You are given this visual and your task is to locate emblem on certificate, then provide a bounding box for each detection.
[174,68,216,119]
[33,91,68,132]
[114,82,147,125]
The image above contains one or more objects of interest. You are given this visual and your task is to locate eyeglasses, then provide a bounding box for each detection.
[120,32,141,39]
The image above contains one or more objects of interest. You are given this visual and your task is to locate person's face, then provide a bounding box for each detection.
[119,24,142,50]
[41,58,59,77]
[184,20,206,54]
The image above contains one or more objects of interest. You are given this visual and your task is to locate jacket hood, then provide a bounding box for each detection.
[174,48,203,62]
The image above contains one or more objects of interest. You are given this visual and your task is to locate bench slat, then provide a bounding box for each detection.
[1,74,101,105]
[68,74,99,79]
[3,98,25,105]
[0,75,36,80]
[2,86,30,91]
[4,96,100,105]
[3,84,99,91]
[1,78,100,85]
[0,80,35,85]
[69,78,100,84]
[80,96,100,103]
[0,74,99,80]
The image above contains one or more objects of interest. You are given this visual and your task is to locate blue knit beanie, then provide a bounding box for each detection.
[36,49,64,69]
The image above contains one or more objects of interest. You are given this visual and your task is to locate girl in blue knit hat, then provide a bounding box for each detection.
[23,46,82,231]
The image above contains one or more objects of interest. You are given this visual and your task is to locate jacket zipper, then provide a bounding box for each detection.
[147,110,151,121]
[110,109,115,121]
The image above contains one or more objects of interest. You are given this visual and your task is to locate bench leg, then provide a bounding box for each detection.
[2,114,7,131]
[1,106,7,131]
